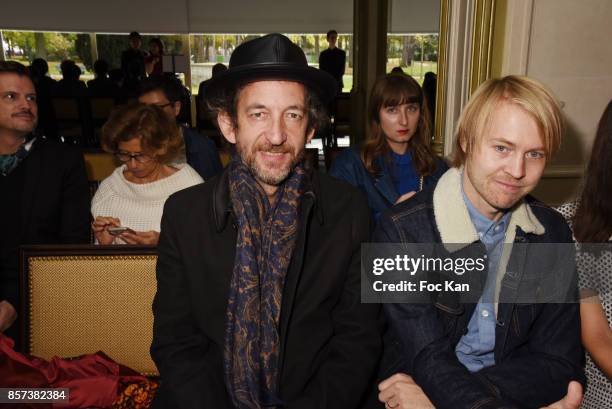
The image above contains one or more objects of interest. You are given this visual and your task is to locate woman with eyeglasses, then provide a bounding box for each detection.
[91,103,203,245]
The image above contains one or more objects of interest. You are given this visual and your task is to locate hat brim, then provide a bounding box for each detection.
[201,63,339,105]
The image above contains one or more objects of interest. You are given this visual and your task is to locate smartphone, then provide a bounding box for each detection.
[107,226,131,235]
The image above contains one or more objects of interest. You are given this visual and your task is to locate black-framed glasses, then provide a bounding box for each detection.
[153,102,173,109]
[114,151,154,163]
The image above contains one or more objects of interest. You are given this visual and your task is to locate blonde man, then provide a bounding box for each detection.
[374,76,584,409]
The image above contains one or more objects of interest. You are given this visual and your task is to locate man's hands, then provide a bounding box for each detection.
[92,216,160,245]
[540,381,583,409]
[379,374,581,409]
[379,373,435,409]
[0,300,17,332]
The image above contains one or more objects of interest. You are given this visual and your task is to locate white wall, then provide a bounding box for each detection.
[500,0,612,204]
[389,0,440,33]
[1,0,440,34]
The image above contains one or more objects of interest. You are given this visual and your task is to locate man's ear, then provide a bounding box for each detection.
[306,127,315,144]
[173,101,181,118]
[217,111,236,144]
[459,135,468,154]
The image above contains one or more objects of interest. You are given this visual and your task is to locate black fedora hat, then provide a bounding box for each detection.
[202,33,338,104]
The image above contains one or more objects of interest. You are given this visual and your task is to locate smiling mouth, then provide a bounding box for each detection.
[14,114,34,120]
[496,180,522,191]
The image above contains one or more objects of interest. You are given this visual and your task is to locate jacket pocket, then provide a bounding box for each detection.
[510,303,536,339]
[434,300,464,337]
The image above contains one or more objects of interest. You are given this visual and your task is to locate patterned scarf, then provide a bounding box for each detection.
[0,137,34,176]
[224,156,309,409]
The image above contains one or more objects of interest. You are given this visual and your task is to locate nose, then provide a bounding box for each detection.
[506,153,525,179]
[398,108,409,126]
[266,114,287,146]
[126,157,140,170]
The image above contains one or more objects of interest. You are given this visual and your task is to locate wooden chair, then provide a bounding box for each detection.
[51,97,93,146]
[324,145,347,171]
[19,245,159,376]
[330,93,352,147]
[304,147,320,171]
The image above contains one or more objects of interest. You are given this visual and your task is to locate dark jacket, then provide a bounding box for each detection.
[319,47,346,90]
[328,147,448,221]
[373,167,584,409]
[181,125,223,180]
[151,168,382,409]
[0,138,90,313]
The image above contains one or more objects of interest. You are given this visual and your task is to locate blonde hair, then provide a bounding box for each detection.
[450,75,563,167]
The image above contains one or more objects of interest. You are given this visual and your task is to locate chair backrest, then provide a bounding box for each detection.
[20,245,159,376]
[304,147,320,171]
[90,97,116,120]
[324,145,348,170]
[52,97,80,121]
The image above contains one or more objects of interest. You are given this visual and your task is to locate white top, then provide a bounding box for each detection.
[91,163,203,233]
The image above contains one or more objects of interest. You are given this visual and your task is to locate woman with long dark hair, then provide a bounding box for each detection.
[329,73,447,221]
[557,99,612,408]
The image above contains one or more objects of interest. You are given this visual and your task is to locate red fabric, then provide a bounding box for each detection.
[0,334,147,408]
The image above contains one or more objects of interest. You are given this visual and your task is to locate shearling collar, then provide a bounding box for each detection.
[432,167,545,248]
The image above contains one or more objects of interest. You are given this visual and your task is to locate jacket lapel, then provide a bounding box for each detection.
[19,141,42,241]
[371,156,399,205]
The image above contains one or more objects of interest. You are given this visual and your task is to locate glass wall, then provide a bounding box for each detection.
[386,33,438,84]
[2,30,93,79]
[189,33,353,94]
[2,30,354,93]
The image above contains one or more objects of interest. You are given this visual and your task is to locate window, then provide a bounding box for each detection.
[386,34,438,84]
[189,33,353,94]
[2,30,93,79]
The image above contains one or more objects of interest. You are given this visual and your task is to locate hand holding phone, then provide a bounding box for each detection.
[107,226,132,235]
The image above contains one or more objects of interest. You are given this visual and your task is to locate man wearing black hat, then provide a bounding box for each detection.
[151,34,381,409]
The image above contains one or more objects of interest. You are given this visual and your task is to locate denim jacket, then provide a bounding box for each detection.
[373,167,584,409]
[328,147,448,221]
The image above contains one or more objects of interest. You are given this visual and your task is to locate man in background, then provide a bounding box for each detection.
[0,61,90,343]
[138,76,222,179]
[319,29,346,93]
[121,31,147,86]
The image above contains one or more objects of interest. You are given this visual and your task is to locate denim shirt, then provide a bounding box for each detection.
[455,186,510,372]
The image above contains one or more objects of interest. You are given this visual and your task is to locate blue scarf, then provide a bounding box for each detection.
[224,156,309,408]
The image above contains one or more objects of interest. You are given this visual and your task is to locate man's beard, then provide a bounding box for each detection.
[237,140,305,186]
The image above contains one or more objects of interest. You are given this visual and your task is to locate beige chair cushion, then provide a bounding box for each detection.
[27,254,158,376]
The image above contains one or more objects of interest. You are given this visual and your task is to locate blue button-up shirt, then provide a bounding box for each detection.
[455,187,510,372]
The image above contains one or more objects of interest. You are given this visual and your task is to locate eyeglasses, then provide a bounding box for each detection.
[114,152,154,163]
[153,102,173,109]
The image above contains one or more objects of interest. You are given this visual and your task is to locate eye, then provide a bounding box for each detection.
[385,106,397,113]
[250,111,266,120]
[286,112,303,120]
[26,95,37,102]
[494,145,508,153]
[407,104,419,113]
[3,92,16,100]
[526,151,545,159]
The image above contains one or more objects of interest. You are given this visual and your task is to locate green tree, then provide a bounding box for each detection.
[75,34,93,70]
[2,31,35,60]
[44,33,75,60]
